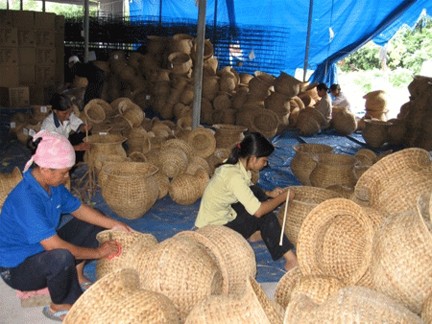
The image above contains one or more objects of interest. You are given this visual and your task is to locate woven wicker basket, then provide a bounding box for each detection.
[169,173,201,205]
[274,266,303,309]
[176,225,256,295]
[212,124,247,149]
[362,119,391,148]
[297,198,374,286]
[136,235,224,321]
[369,194,432,314]
[290,275,343,305]
[290,143,333,185]
[264,91,291,115]
[277,186,342,245]
[285,286,422,323]
[118,99,145,128]
[170,33,194,54]
[185,277,275,324]
[95,230,158,279]
[186,127,216,159]
[0,167,22,210]
[248,108,280,139]
[273,71,301,97]
[100,162,159,219]
[354,148,432,216]
[309,153,357,189]
[83,133,127,168]
[159,147,189,179]
[331,107,357,135]
[186,156,211,176]
[64,269,180,324]
[84,99,112,124]
[363,90,387,111]
[168,52,192,75]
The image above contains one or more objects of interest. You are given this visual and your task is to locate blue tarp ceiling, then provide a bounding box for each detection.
[130,0,432,85]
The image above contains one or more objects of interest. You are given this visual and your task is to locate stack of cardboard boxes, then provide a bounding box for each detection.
[0,10,64,107]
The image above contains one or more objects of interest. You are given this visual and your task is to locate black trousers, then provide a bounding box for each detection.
[0,218,102,305]
[225,185,294,261]
[69,131,87,163]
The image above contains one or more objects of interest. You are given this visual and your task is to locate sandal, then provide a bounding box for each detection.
[42,306,68,322]
[80,281,93,291]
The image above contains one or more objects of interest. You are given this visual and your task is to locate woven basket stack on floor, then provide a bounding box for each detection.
[272,147,432,322]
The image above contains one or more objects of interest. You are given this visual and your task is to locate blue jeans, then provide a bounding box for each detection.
[0,218,102,304]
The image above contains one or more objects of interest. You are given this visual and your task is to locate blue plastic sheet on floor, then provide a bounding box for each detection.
[0,122,384,284]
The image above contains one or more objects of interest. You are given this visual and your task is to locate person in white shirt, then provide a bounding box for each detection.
[315,83,332,125]
[41,93,92,162]
[329,83,351,110]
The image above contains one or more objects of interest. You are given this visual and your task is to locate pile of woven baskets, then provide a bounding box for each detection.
[290,143,388,196]
[73,97,238,218]
[0,167,22,212]
[64,225,264,323]
[275,147,432,322]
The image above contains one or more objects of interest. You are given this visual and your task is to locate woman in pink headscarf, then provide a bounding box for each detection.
[0,130,132,321]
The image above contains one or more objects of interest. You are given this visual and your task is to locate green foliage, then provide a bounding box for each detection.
[339,15,432,73]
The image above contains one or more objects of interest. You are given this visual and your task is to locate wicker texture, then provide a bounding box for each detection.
[100,162,159,219]
[186,127,216,158]
[64,269,180,324]
[297,198,374,286]
[95,230,157,279]
[290,275,343,305]
[361,119,391,148]
[83,133,127,168]
[0,167,22,210]
[422,293,432,323]
[154,171,170,199]
[274,266,302,309]
[369,195,432,314]
[185,277,272,324]
[169,173,202,205]
[118,99,145,128]
[186,156,211,176]
[136,235,224,321]
[285,286,422,324]
[290,143,333,185]
[309,153,357,189]
[273,72,301,97]
[354,148,432,217]
[83,99,112,124]
[159,147,189,179]
[213,124,247,149]
[331,107,357,135]
[277,186,342,245]
[176,225,256,295]
[249,108,280,139]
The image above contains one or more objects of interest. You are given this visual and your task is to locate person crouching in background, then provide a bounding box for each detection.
[41,93,91,163]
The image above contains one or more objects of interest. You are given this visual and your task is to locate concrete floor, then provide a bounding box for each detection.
[0,277,277,323]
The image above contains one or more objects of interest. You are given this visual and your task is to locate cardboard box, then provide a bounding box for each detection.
[0,64,19,87]
[18,29,36,46]
[0,86,30,107]
[0,27,18,47]
[19,64,35,84]
[35,29,55,47]
[0,10,14,27]
[36,47,56,65]
[34,12,55,29]
[18,47,36,65]
[0,47,18,64]
[12,10,34,29]
[35,64,56,86]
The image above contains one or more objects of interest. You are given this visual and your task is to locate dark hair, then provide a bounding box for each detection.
[223,132,274,165]
[316,83,328,91]
[329,83,341,92]
[49,93,73,111]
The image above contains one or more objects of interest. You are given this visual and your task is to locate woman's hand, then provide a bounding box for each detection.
[111,222,133,233]
[97,240,121,259]
[73,142,90,151]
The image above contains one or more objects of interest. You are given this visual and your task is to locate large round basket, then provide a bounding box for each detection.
[186,127,216,159]
[63,269,180,324]
[84,99,112,124]
[248,108,279,139]
[277,186,343,245]
[100,162,159,219]
[136,235,224,321]
[290,143,333,185]
[274,267,303,309]
[297,198,375,286]
[354,148,432,216]
[369,194,432,314]
[176,225,256,295]
[95,230,158,279]
[212,124,247,149]
[83,133,127,168]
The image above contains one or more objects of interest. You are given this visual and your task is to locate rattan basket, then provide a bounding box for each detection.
[84,99,112,124]
[64,269,180,324]
[176,225,256,295]
[100,162,159,219]
[169,173,201,205]
[290,143,333,185]
[136,235,224,321]
[277,186,342,245]
[95,230,158,279]
[297,198,374,286]
[274,266,302,309]
[0,167,22,210]
[186,127,216,159]
[273,71,301,97]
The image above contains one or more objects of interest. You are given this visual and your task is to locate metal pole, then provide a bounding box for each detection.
[84,0,90,62]
[192,0,207,129]
[303,0,314,82]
